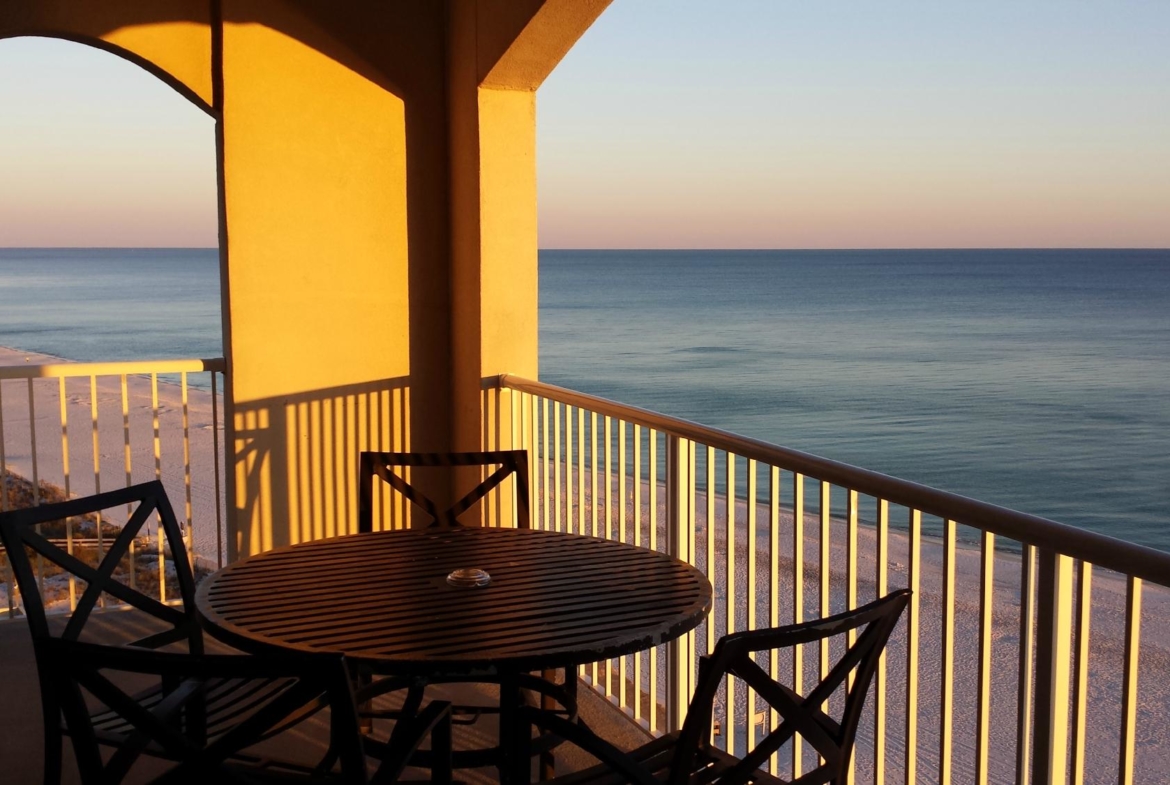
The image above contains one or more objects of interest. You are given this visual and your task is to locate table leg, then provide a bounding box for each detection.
[540,668,559,780]
[499,672,526,785]
[355,665,373,735]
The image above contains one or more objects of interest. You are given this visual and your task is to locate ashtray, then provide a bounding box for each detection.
[446,567,491,588]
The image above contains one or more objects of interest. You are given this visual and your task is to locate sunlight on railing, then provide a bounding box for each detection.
[499,374,1170,785]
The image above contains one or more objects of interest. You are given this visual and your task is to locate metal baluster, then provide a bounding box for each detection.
[152,375,164,602]
[554,402,562,533]
[181,373,193,566]
[791,472,805,777]
[618,419,628,709]
[58,377,76,608]
[1119,576,1142,785]
[904,509,921,785]
[649,429,659,734]
[975,530,995,784]
[666,435,689,730]
[939,519,957,785]
[725,452,737,753]
[874,498,889,785]
[604,415,614,698]
[1015,544,1036,785]
[633,423,643,724]
[590,410,599,689]
[819,481,831,721]
[90,376,105,582]
[746,459,758,753]
[121,375,135,591]
[845,489,859,785]
[768,465,780,776]
[1070,559,1092,785]
[1032,549,1074,785]
[577,407,585,536]
[0,380,13,618]
[542,398,550,531]
[28,379,45,598]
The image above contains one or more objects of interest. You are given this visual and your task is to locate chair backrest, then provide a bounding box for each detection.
[43,638,368,784]
[671,589,912,785]
[0,481,202,653]
[357,450,530,532]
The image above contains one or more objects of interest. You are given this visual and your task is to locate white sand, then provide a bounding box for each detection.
[0,346,227,572]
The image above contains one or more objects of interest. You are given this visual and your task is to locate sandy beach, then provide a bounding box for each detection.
[0,346,226,573]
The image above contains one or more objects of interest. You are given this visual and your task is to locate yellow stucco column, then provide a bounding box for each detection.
[446,0,610,525]
[219,7,408,557]
[447,0,611,467]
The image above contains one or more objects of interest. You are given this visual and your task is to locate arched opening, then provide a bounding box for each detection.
[0,35,226,584]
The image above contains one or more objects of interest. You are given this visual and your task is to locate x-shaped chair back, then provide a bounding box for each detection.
[0,480,201,653]
[357,451,530,532]
[671,589,911,785]
[42,638,369,784]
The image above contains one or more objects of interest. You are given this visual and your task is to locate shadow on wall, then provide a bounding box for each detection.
[231,378,529,554]
[231,376,413,555]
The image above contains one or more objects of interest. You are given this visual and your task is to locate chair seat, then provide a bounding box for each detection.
[553,732,786,785]
[86,675,322,755]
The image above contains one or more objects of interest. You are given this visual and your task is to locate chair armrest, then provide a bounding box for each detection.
[515,705,659,785]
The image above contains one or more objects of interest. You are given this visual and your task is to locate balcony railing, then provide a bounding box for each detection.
[3,360,1166,783]
[498,374,1170,785]
[0,358,227,618]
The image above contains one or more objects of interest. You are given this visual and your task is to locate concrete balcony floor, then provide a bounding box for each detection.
[0,609,649,784]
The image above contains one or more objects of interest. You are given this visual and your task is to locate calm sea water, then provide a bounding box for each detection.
[0,248,222,362]
[2,248,1168,549]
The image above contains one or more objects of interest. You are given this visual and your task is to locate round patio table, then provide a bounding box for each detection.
[196,525,712,781]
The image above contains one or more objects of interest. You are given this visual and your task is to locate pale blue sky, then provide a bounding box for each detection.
[539,1,1170,247]
[1,2,1168,248]
[0,36,217,247]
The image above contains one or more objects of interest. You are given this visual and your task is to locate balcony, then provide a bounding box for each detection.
[2,356,1167,784]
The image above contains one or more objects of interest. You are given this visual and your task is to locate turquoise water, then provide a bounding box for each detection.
[2,247,1168,548]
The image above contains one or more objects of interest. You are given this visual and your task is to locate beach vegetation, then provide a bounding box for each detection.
[0,471,207,617]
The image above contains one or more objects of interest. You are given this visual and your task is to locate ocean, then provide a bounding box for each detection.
[2,247,1167,549]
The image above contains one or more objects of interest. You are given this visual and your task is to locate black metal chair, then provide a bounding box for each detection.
[356,450,573,776]
[516,589,912,785]
[357,450,530,532]
[0,481,452,784]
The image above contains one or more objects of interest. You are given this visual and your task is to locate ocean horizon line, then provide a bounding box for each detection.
[3,245,1170,253]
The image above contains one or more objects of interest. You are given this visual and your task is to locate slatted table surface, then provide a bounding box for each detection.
[197,527,712,676]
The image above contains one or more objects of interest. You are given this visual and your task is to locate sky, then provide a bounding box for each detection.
[0,37,218,247]
[1,2,1168,249]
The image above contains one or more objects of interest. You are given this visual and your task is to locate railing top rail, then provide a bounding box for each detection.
[499,374,1170,586]
[0,357,226,380]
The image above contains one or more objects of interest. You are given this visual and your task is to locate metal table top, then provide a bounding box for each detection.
[197,526,712,676]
